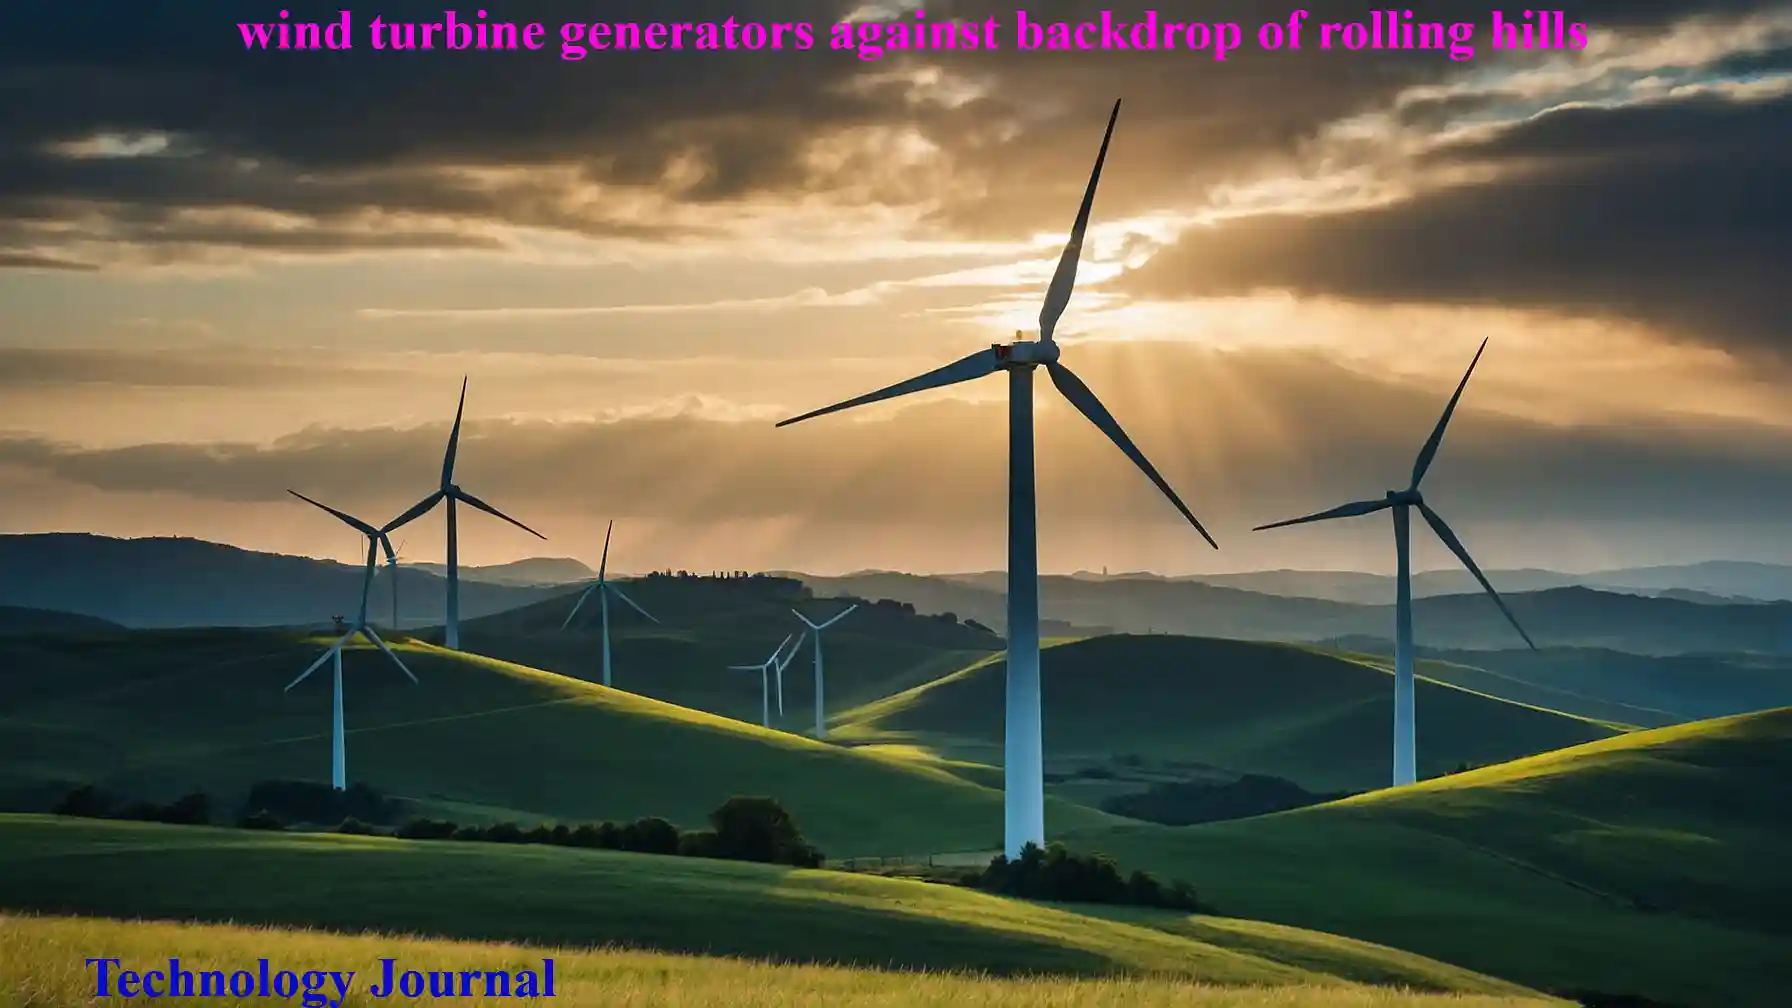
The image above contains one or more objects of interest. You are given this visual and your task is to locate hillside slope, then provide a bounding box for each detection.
[0,630,1088,856]
[834,635,1617,792]
[1071,707,1792,1008]
[0,816,1545,997]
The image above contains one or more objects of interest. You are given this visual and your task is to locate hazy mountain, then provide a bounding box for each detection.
[796,573,1792,656]
[0,534,564,628]
[405,556,596,586]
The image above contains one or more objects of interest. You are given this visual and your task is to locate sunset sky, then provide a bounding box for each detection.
[1,1,1788,576]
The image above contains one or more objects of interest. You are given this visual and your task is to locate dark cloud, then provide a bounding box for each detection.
[4,0,1770,266]
[1122,87,1792,353]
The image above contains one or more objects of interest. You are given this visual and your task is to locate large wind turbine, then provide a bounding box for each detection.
[729,634,796,728]
[385,377,547,650]
[558,520,659,687]
[286,491,419,791]
[791,605,856,740]
[775,100,1215,857]
[1253,338,1536,787]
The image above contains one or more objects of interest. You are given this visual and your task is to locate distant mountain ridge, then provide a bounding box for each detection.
[405,556,596,586]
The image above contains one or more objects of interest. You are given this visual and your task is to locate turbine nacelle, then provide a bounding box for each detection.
[1386,488,1423,505]
[994,339,1060,366]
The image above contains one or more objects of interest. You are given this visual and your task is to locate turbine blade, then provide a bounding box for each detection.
[560,585,596,631]
[605,582,659,623]
[442,376,468,487]
[454,489,547,540]
[767,632,795,665]
[287,490,377,537]
[1253,498,1392,532]
[285,634,351,690]
[728,664,761,671]
[360,626,420,683]
[1417,501,1536,651]
[817,604,858,630]
[598,520,613,581]
[776,348,1001,428]
[380,490,445,534]
[1047,361,1217,549]
[1411,338,1488,488]
[1039,99,1121,343]
[791,608,821,630]
[378,532,397,565]
[778,631,807,671]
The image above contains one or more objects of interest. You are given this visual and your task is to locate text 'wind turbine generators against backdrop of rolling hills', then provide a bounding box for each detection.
[283,491,419,791]
[385,377,548,650]
[1253,337,1537,788]
[776,99,1217,859]
[559,520,660,688]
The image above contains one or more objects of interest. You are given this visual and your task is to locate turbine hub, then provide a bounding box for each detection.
[994,339,1059,366]
[1387,488,1422,505]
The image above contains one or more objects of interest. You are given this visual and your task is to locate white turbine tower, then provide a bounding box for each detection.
[776,100,1215,857]
[791,605,857,740]
[385,536,408,630]
[386,377,547,650]
[558,520,659,688]
[286,491,419,791]
[1253,338,1536,787]
[729,634,796,728]
[775,630,805,718]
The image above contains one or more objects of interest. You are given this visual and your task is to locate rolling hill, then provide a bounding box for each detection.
[452,572,999,729]
[832,635,1619,793]
[0,605,122,635]
[1069,707,1792,1008]
[0,818,1546,998]
[0,629,1065,857]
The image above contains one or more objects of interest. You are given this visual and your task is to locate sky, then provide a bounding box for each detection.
[1,1,1789,576]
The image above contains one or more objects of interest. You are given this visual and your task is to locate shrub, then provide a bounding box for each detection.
[240,779,402,826]
[394,818,457,840]
[567,824,602,848]
[53,784,111,818]
[619,817,680,855]
[706,796,825,867]
[156,792,211,826]
[483,822,524,844]
[974,842,1208,912]
[239,809,285,831]
[335,817,381,836]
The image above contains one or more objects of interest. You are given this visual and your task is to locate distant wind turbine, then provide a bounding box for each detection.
[386,536,408,630]
[1252,338,1536,787]
[385,377,547,650]
[775,630,805,717]
[775,99,1215,857]
[729,633,796,728]
[285,490,419,791]
[791,605,857,740]
[558,520,659,688]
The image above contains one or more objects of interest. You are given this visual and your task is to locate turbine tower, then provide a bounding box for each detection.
[385,536,408,630]
[1253,338,1536,787]
[558,520,659,688]
[791,605,857,740]
[285,491,419,791]
[386,377,547,650]
[775,100,1215,857]
[729,634,796,727]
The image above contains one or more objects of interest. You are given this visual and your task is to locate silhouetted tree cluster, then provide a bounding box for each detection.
[383,797,823,867]
[1103,774,1356,827]
[240,779,404,825]
[966,842,1208,912]
[52,785,212,826]
[238,808,286,831]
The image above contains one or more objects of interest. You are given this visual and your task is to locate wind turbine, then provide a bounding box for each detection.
[559,521,660,688]
[775,630,805,718]
[385,536,408,630]
[1253,338,1535,787]
[729,634,796,727]
[385,377,547,650]
[775,99,1215,857]
[791,605,857,740]
[285,491,419,791]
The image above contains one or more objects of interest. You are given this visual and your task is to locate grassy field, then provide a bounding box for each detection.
[0,631,1103,856]
[0,818,1543,997]
[832,636,1618,792]
[0,913,1568,1007]
[1067,707,1792,1008]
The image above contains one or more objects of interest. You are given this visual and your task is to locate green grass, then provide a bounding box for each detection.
[0,817,1547,997]
[0,913,1567,1007]
[0,630,1105,857]
[1066,707,1792,1008]
[833,636,1618,792]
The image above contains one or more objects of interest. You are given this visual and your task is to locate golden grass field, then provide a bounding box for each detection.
[1,913,1570,1007]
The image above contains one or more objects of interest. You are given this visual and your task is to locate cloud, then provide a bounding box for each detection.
[1120,79,1792,354]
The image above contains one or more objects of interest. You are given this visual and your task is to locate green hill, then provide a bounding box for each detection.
[833,635,1618,793]
[0,605,124,635]
[0,816,1548,999]
[0,629,1093,857]
[453,573,998,729]
[1068,707,1792,1008]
